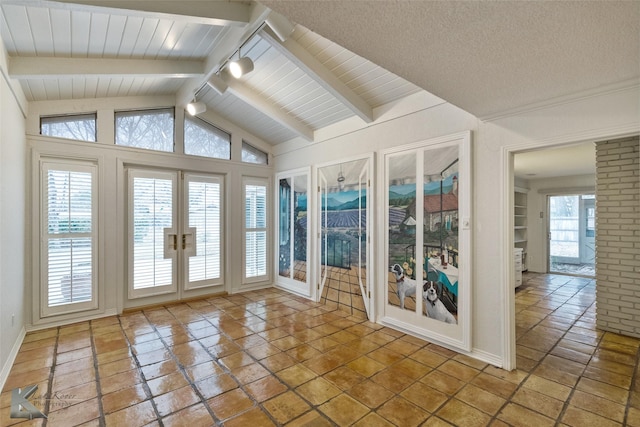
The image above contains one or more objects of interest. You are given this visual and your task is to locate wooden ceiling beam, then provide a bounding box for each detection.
[261,27,374,123]
[9,57,203,79]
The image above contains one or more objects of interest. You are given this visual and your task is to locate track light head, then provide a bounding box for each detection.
[186,101,206,116]
[228,57,254,79]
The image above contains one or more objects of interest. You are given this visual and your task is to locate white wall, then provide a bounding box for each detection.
[274,84,640,368]
[0,40,27,389]
[524,174,595,273]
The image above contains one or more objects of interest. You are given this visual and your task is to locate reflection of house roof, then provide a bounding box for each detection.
[424,194,458,213]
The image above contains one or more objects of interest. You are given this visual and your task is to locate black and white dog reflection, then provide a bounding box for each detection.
[390,263,417,309]
[423,281,457,324]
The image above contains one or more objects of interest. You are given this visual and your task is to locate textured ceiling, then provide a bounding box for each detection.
[261,1,640,119]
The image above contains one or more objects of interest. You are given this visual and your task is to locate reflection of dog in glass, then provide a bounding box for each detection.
[391,263,418,309]
[423,281,457,324]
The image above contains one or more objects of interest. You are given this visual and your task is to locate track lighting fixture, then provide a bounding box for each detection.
[228,56,254,79]
[186,101,206,116]
[207,74,228,95]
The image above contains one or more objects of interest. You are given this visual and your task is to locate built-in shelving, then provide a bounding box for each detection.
[514,186,528,271]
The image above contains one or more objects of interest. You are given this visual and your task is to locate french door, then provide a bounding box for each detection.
[318,159,371,319]
[127,168,223,299]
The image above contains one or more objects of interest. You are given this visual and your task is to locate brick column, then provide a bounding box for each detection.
[595,136,640,336]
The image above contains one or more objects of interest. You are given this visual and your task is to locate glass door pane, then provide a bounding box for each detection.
[184,174,222,289]
[128,170,177,297]
[387,153,417,312]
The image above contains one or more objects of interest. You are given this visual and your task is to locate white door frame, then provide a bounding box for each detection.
[501,128,636,370]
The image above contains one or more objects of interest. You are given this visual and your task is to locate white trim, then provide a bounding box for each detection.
[0,327,26,393]
[500,146,516,371]
[274,167,313,298]
[501,124,640,371]
[27,309,118,331]
[378,131,472,352]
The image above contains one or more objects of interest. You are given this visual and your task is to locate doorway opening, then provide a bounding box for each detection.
[548,194,595,277]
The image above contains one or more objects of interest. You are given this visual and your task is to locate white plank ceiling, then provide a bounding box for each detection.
[0,1,421,145]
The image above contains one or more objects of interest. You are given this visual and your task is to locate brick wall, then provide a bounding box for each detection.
[595,136,640,336]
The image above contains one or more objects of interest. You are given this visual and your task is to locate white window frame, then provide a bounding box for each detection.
[40,113,97,142]
[243,177,269,284]
[40,159,98,317]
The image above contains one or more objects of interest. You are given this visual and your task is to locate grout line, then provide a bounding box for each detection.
[88,321,107,427]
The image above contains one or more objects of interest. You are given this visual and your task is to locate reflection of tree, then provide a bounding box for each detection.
[42,115,96,141]
[184,116,230,159]
[116,110,174,152]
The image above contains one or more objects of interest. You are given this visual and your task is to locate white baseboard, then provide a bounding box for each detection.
[0,326,26,392]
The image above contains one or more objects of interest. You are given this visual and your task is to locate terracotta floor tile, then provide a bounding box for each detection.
[436,398,492,427]
[153,385,199,417]
[260,352,297,372]
[522,374,572,401]
[470,372,517,399]
[456,384,506,415]
[285,410,334,427]
[576,377,628,405]
[194,373,238,399]
[497,403,555,427]
[146,371,189,397]
[245,375,288,402]
[231,362,270,384]
[569,389,625,423]
[46,397,101,427]
[102,384,148,414]
[161,403,215,427]
[277,364,317,387]
[510,387,563,419]
[296,377,341,405]
[352,412,396,427]
[323,366,366,390]
[5,277,640,427]
[377,396,430,427]
[225,407,276,427]
[420,370,466,396]
[207,387,254,420]
[263,391,311,424]
[561,405,622,427]
[318,394,369,425]
[627,406,640,427]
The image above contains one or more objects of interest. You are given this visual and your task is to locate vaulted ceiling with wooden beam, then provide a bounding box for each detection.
[0,0,421,145]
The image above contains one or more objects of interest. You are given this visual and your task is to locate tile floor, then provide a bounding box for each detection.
[2,272,640,426]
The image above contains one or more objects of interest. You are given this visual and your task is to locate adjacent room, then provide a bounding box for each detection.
[0,1,638,425]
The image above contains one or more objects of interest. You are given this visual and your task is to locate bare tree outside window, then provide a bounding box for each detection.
[242,141,268,165]
[184,115,231,159]
[41,114,97,142]
[116,109,174,152]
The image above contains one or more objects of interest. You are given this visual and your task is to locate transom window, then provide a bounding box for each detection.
[115,108,174,152]
[184,115,231,159]
[242,141,268,165]
[41,113,97,142]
